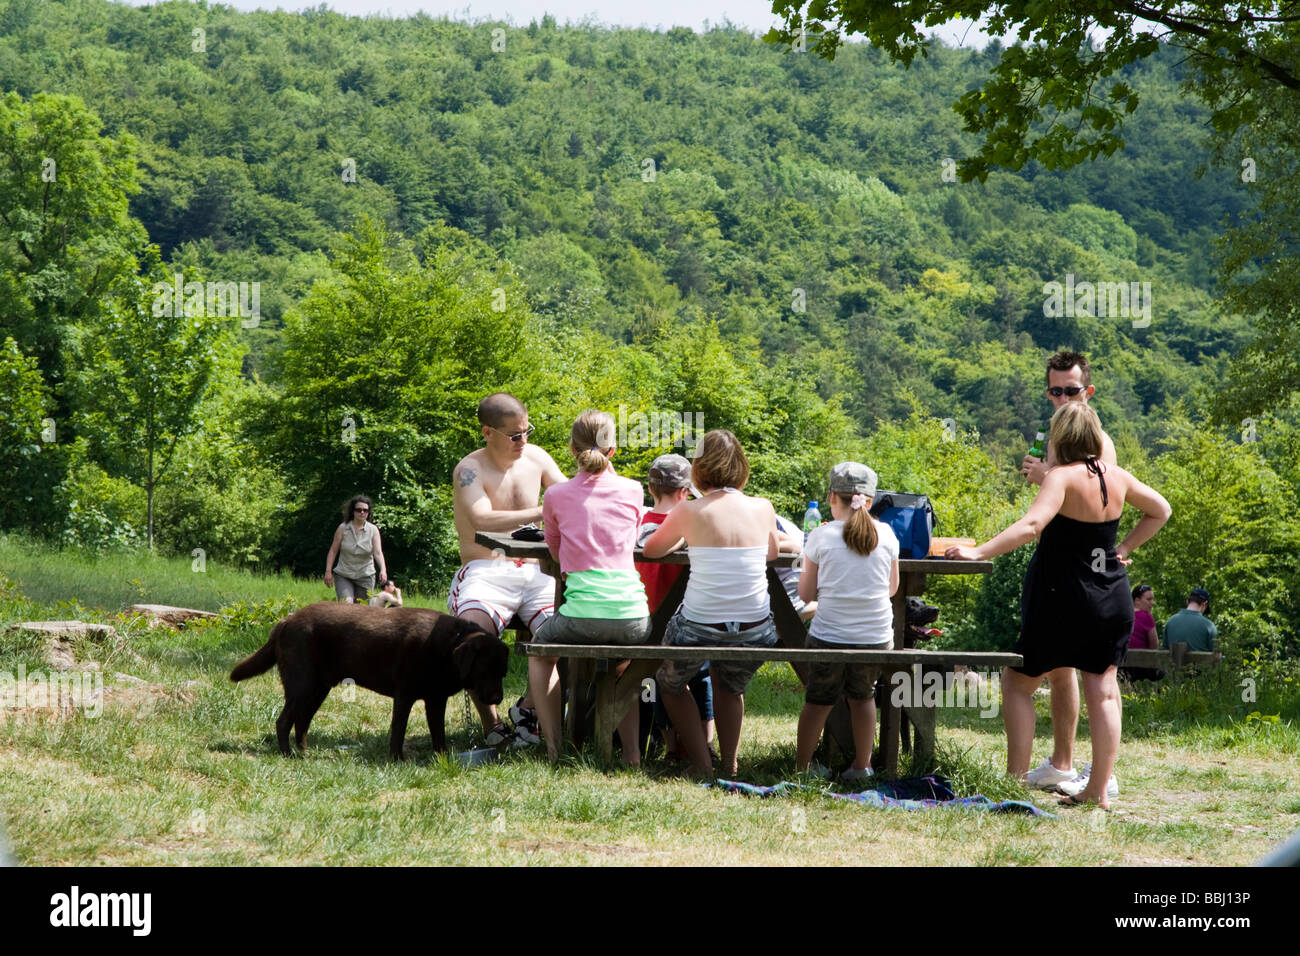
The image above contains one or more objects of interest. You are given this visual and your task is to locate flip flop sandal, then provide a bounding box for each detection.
[1059,793,1111,812]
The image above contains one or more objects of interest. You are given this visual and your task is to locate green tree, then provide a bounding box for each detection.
[0,91,145,398]
[70,251,227,549]
[0,336,55,529]
[263,218,539,586]
[767,3,1300,419]
[1130,418,1300,659]
[767,2,1298,179]
[152,374,290,568]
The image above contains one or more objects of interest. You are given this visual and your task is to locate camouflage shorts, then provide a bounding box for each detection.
[803,634,891,705]
[655,613,778,697]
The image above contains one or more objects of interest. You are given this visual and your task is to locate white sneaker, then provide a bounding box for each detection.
[1024,759,1079,790]
[840,767,875,785]
[1058,772,1119,799]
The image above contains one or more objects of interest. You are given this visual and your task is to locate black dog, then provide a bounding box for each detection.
[230,602,509,759]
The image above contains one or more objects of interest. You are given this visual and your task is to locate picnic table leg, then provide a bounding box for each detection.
[609,659,661,762]
[593,660,664,765]
[566,659,594,747]
[879,688,901,775]
[594,660,614,764]
[906,687,938,774]
[880,573,918,775]
[652,569,690,643]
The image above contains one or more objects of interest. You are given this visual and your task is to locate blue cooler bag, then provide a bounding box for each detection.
[868,492,936,559]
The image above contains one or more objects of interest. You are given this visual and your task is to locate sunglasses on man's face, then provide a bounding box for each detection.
[492,424,536,443]
[1046,386,1087,398]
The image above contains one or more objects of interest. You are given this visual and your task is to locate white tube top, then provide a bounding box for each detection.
[681,546,770,623]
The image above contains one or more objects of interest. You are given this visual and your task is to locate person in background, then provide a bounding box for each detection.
[369,579,403,608]
[1119,584,1163,682]
[635,453,716,762]
[1163,588,1217,652]
[325,495,388,603]
[528,410,652,764]
[794,462,898,783]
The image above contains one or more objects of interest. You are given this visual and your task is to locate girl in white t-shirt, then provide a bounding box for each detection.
[795,462,899,782]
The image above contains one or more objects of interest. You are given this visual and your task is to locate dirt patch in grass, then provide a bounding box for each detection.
[104,676,201,718]
[505,837,653,857]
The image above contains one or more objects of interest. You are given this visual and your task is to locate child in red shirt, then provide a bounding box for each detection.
[636,454,691,608]
[635,454,715,760]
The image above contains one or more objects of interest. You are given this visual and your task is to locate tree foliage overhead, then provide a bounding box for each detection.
[768,1,1299,178]
[767,1,1300,421]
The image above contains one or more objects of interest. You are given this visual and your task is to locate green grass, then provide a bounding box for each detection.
[2,538,1298,865]
[0,534,446,616]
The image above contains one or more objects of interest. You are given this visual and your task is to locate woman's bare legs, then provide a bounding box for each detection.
[526,655,562,761]
[661,686,713,777]
[1075,667,1122,809]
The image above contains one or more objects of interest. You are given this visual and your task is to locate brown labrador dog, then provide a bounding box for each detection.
[231,602,509,759]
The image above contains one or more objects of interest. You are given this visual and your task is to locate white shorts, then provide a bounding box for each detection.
[448,559,556,636]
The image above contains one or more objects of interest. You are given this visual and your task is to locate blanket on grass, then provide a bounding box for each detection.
[711,774,1055,818]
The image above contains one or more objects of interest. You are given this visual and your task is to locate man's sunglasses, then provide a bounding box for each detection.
[492,425,536,443]
[1046,386,1087,397]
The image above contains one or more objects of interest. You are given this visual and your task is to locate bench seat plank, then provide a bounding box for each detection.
[518,643,1022,667]
[1124,649,1221,668]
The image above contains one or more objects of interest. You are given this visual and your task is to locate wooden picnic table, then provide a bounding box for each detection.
[474,530,1000,773]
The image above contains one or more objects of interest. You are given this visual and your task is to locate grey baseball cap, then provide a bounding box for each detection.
[648,453,692,489]
[828,461,878,497]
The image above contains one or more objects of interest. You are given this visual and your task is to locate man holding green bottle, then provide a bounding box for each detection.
[1021,350,1117,484]
[1018,350,1119,797]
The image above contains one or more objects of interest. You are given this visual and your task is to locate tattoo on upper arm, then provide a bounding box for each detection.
[457,467,478,488]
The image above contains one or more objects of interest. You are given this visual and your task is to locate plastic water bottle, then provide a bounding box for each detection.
[803,501,822,532]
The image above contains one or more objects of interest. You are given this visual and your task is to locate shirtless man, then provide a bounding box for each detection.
[1019,350,1119,796]
[450,393,567,745]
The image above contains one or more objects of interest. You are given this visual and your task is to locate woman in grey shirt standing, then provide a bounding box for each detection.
[324,495,389,603]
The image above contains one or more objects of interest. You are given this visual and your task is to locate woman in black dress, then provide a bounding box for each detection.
[946,404,1170,808]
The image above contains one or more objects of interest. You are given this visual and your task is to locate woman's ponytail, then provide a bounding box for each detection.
[570,409,615,474]
[840,493,878,557]
[575,446,609,474]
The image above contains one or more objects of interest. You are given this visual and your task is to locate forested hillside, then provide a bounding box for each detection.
[1,0,1295,655]
[1,0,1251,432]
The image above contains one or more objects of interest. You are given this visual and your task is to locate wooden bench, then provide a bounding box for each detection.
[1123,647,1222,672]
[517,642,1021,772]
